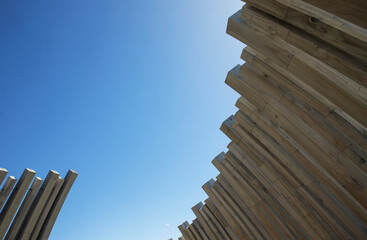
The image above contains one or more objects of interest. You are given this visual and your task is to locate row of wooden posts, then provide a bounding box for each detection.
[175,0,367,239]
[0,168,77,240]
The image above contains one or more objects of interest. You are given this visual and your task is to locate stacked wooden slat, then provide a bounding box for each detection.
[0,168,77,240]
[176,0,367,239]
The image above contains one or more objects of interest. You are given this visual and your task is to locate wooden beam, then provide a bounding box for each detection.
[37,170,78,240]
[0,169,36,239]
[16,170,60,240]
[0,176,17,210]
[4,177,43,240]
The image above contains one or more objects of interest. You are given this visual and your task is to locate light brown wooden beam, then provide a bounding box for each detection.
[204,199,240,240]
[225,63,367,209]
[0,176,17,210]
[4,177,43,240]
[240,46,367,151]
[178,221,193,240]
[37,170,78,240]
[192,202,218,240]
[234,95,367,226]
[30,176,64,240]
[0,168,8,186]
[17,170,60,240]
[202,179,250,240]
[0,169,36,239]
[227,10,367,128]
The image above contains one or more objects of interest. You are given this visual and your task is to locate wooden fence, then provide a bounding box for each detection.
[0,168,77,240]
[176,0,367,239]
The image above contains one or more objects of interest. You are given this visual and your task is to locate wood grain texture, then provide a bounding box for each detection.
[0,169,77,240]
[175,1,367,239]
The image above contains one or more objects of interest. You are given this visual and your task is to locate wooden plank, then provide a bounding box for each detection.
[30,176,64,240]
[245,0,367,64]
[236,96,367,225]
[240,47,256,64]
[245,50,365,157]
[227,11,294,69]
[284,7,367,65]
[262,101,367,207]
[201,203,232,240]
[16,170,59,240]
[225,65,268,112]
[287,56,367,128]
[199,206,226,240]
[186,224,198,240]
[241,47,367,149]
[190,222,203,240]
[178,221,193,240]
[0,168,8,186]
[301,0,367,29]
[212,152,296,239]
[228,142,329,239]
[244,0,289,19]
[0,169,36,239]
[229,64,364,193]
[192,202,218,240]
[223,118,352,239]
[202,180,250,240]
[223,144,320,239]
[192,219,207,240]
[37,170,78,240]
[245,118,367,238]
[4,177,43,240]
[231,111,367,237]
[214,175,271,240]
[226,60,367,208]
[0,176,17,210]
[275,0,367,42]
[241,4,367,92]
[204,199,239,240]
[238,5,367,117]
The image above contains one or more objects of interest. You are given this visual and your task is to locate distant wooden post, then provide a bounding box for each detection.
[0,168,77,240]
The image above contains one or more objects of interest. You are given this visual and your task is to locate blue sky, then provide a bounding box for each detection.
[0,0,243,239]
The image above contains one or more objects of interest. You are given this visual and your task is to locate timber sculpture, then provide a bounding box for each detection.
[176,0,367,239]
[0,168,77,240]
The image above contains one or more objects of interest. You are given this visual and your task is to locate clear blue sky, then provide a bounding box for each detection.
[0,0,243,239]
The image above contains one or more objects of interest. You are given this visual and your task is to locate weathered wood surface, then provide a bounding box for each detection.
[175,0,367,239]
[0,168,77,240]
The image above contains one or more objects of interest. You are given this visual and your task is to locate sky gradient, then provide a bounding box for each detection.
[0,0,243,239]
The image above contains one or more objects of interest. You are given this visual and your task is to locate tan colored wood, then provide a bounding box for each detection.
[223,117,355,239]
[37,170,78,240]
[275,0,367,42]
[17,170,60,240]
[4,177,43,240]
[204,199,239,240]
[0,169,36,239]
[178,221,193,240]
[201,204,232,240]
[236,95,367,225]
[0,176,17,210]
[191,222,204,240]
[175,1,367,239]
[229,7,367,123]
[186,224,198,240]
[192,219,209,240]
[301,0,367,29]
[0,168,8,186]
[192,202,218,240]
[30,176,64,240]
[199,206,225,240]
[243,0,289,20]
[242,47,367,149]
[202,180,250,240]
